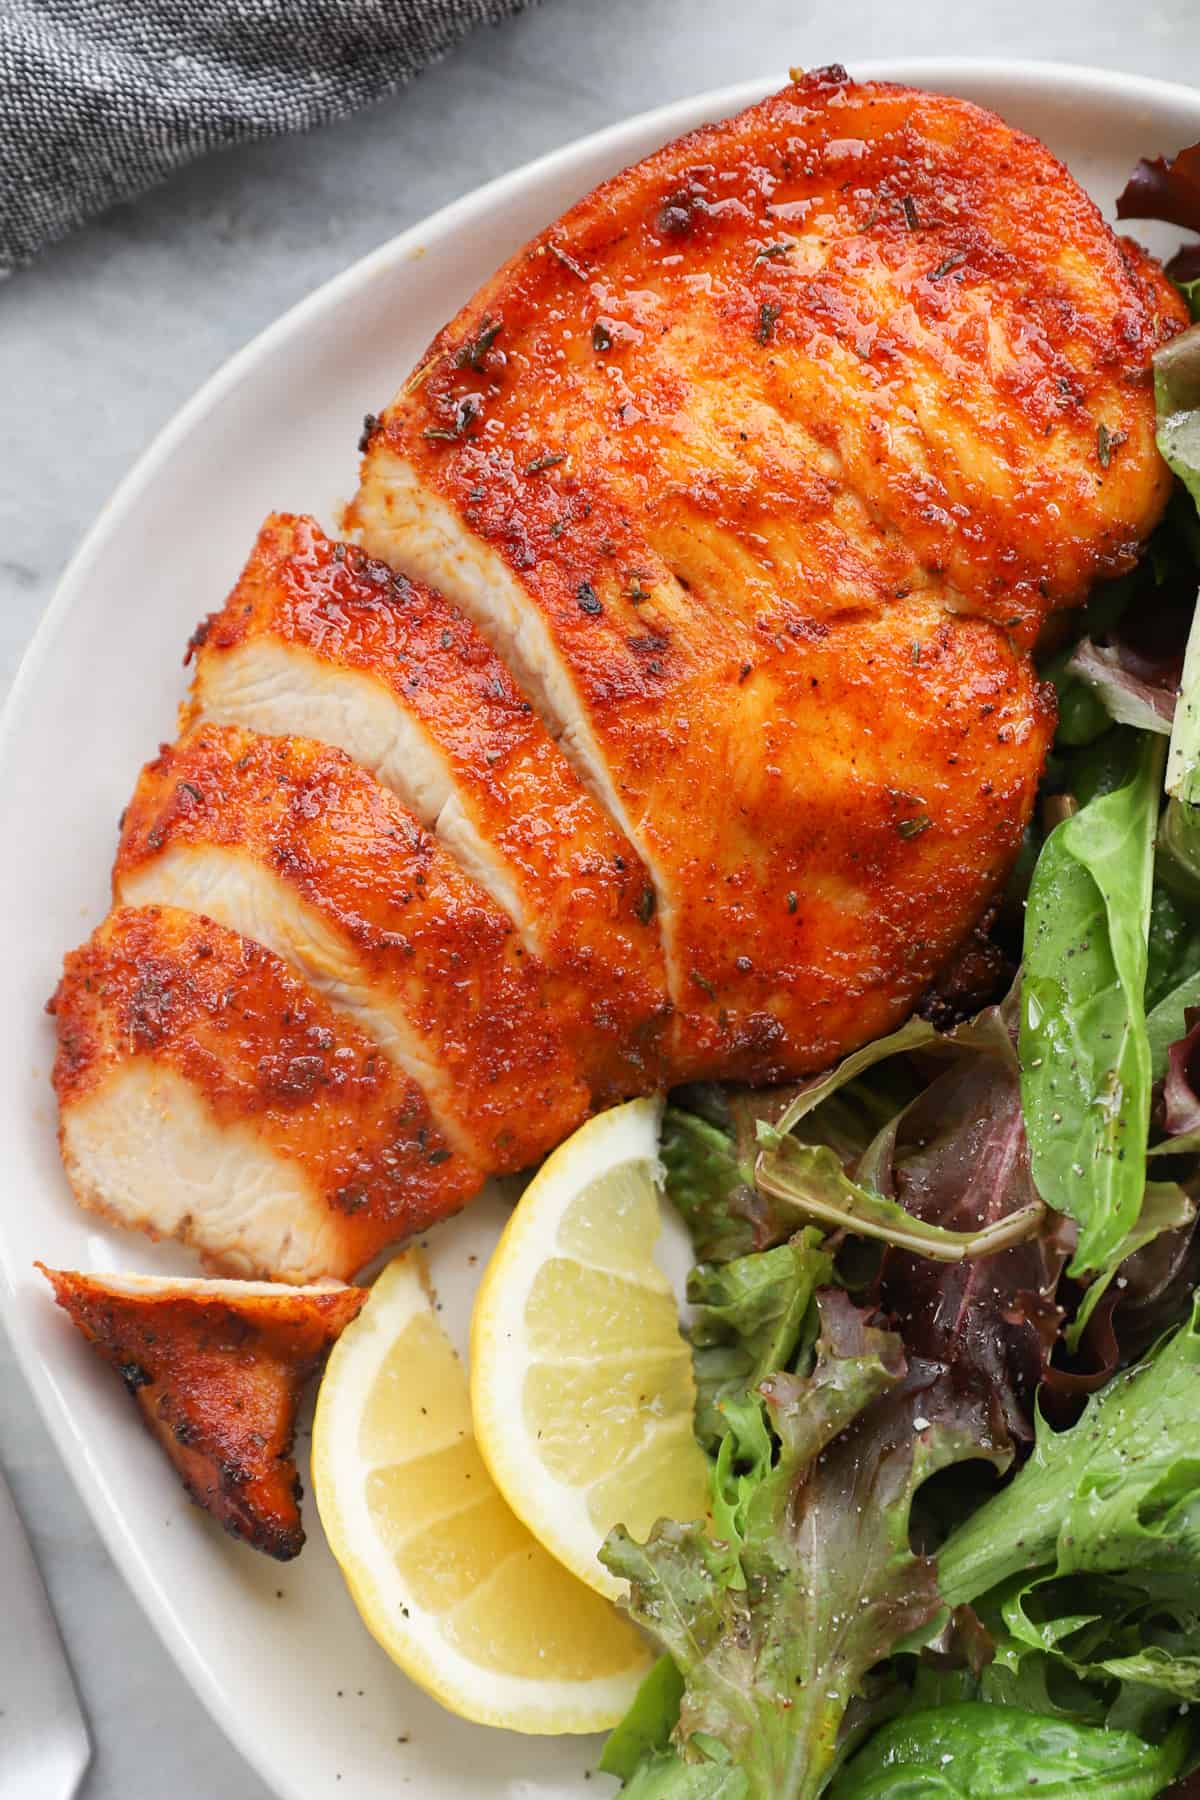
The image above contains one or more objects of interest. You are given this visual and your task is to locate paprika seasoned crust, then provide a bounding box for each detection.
[113,723,591,1173]
[39,1266,366,1559]
[185,513,672,1099]
[51,905,483,1281]
[354,66,1186,1082]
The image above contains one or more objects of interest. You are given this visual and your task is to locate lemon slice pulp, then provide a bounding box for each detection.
[471,1097,709,1600]
[312,1252,650,1733]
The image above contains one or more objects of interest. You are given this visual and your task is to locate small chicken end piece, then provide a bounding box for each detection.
[38,1266,366,1559]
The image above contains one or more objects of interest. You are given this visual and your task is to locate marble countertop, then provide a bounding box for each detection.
[2,0,1198,1793]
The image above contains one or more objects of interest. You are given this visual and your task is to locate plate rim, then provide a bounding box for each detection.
[4,55,1200,1800]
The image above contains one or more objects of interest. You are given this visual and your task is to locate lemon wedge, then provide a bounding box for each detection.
[470,1097,709,1601]
[312,1252,650,1733]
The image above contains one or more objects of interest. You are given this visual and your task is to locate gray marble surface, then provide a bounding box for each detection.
[2,0,1198,1794]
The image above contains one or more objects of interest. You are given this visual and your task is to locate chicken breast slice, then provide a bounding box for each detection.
[113,724,589,1172]
[51,905,482,1280]
[40,1265,365,1558]
[186,513,671,1098]
[354,68,1185,1082]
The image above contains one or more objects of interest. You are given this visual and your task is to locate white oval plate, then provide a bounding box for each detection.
[1,58,1197,1800]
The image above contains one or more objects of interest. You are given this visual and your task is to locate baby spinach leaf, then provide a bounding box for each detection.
[1167,613,1200,808]
[1020,733,1163,1276]
[1157,802,1200,911]
[829,1704,1187,1798]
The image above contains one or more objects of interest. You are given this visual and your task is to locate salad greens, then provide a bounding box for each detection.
[601,1293,1007,1800]
[830,1707,1188,1798]
[599,171,1200,1800]
[1020,733,1162,1277]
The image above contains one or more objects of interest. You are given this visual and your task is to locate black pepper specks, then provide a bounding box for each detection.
[757,302,782,345]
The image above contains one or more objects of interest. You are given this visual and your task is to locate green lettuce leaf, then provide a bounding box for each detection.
[937,1295,1200,1611]
[754,1136,1044,1262]
[661,1099,800,1264]
[601,1293,1007,1800]
[688,1230,832,1451]
[829,1704,1187,1798]
[616,1746,749,1799]
[1157,324,1200,527]
[1065,1182,1195,1351]
[1019,732,1164,1275]
[771,1016,940,1140]
[1145,881,1200,1081]
[599,1657,686,1780]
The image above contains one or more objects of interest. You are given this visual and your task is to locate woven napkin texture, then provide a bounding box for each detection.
[0,0,539,270]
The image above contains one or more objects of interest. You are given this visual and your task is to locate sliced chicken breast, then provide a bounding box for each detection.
[40,1266,365,1558]
[186,513,672,1097]
[51,906,482,1280]
[113,725,590,1171]
[354,68,1185,1082]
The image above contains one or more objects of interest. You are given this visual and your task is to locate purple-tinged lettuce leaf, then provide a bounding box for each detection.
[1165,1006,1200,1134]
[754,994,1066,1445]
[1067,636,1177,734]
[601,1293,1009,1800]
[753,1135,1044,1263]
[1116,141,1200,235]
[1065,1182,1194,1351]
[871,1000,1068,1444]
[770,1017,940,1141]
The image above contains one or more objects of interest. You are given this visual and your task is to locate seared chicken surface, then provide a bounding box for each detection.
[355,67,1185,1080]
[40,1267,365,1557]
[186,513,672,1098]
[49,72,1185,1283]
[52,906,479,1280]
[115,723,589,1170]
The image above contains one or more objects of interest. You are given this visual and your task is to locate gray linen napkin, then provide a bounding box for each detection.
[0,0,539,271]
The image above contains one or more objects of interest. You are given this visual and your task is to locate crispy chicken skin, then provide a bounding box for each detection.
[185,514,672,1098]
[355,68,1186,1080]
[39,1267,366,1558]
[113,724,590,1171]
[51,906,482,1280]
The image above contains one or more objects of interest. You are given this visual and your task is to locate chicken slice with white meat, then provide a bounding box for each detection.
[185,512,672,1099]
[112,723,590,1173]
